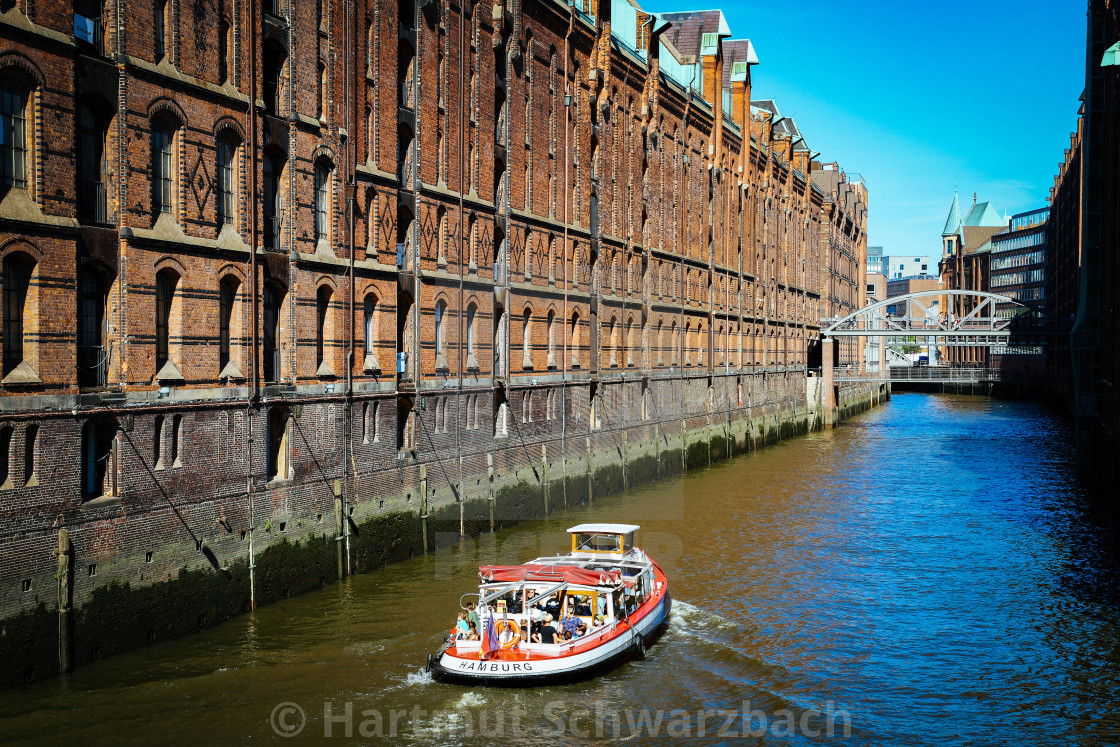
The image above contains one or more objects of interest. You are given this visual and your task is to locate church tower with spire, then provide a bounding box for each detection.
[942,187,963,258]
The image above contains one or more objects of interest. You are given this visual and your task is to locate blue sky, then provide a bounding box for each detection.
[642,0,1086,259]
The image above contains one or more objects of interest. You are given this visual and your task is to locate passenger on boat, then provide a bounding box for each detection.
[572,595,592,616]
[529,602,544,623]
[544,596,562,620]
[576,621,589,638]
[455,612,470,639]
[466,601,480,630]
[534,614,558,644]
[466,622,480,641]
[560,615,581,638]
[593,615,605,628]
[597,595,608,617]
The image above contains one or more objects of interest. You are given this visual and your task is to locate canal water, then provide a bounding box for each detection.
[3,393,1119,745]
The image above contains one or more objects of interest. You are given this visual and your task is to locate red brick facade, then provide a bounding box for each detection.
[0,0,868,685]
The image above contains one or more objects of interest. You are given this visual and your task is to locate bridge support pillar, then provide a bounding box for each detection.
[822,337,837,428]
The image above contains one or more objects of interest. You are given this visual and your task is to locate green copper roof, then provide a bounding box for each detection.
[942,188,963,236]
[962,201,1005,228]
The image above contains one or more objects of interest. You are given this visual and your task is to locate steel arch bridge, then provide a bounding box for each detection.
[822,290,1067,344]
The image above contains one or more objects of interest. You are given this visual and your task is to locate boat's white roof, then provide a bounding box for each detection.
[567,523,640,535]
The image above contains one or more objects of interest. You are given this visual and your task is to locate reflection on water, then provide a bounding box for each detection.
[2,394,1119,745]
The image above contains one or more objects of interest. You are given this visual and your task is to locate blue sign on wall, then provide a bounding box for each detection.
[74,14,95,44]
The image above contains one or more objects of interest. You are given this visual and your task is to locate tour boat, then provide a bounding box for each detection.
[426,523,671,686]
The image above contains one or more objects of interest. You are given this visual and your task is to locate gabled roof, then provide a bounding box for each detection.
[750,99,808,152]
[962,226,1004,254]
[660,10,730,59]
[942,188,963,237]
[962,201,1005,228]
[721,39,758,88]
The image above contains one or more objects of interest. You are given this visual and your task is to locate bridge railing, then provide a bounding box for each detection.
[828,365,1023,383]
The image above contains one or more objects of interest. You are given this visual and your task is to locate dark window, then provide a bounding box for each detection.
[263,149,283,249]
[153,415,164,468]
[2,253,31,375]
[0,426,10,487]
[151,120,174,215]
[24,423,36,484]
[363,295,376,354]
[155,270,176,371]
[77,266,108,387]
[155,0,168,61]
[263,283,283,382]
[263,44,284,115]
[0,80,28,189]
[171,414,182,465]
[216,134,237,227]
[316,286,330,368]
[218,19,230,83]
[219,276,237,370]
[78,103,108,223]
[81,419,114,499]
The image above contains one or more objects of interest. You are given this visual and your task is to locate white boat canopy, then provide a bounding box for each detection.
[567,523,640,535]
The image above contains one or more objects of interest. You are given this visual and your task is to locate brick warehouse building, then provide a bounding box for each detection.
[0,0,869,685]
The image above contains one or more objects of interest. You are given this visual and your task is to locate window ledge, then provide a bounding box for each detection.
[0,187,76,229]
[466,353,480,371]
[81,495,121,509]
[266,478,294,489]
[219,360,245,380]
[2,362,41,386]
[435,353,450,372]
[363,353,382,374]
[155,361,185,383]
[316,361,336,378]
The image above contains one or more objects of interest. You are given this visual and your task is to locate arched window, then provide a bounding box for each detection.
[77,264,109,387]
[371,400,380,442]
[316,285,332,373]
[155,0,170,61]
[570,311,581,368]
[216,132,239,229]
[218,275,239,374]
[154,268,179,375]
[2,253,33,377]
[317,61,327,120]
[151,118,176,217]
[434,299,447,365]
[521,308,532,369]
[546,310,556,369]
[314,159,331,244]
[219,18,231,83]
[363,293,379,371]
[466,303,476,356]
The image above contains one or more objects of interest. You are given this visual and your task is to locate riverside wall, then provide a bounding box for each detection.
[0,374,884,688]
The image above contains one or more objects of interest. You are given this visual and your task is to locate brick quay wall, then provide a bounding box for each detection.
[0,374,885,688]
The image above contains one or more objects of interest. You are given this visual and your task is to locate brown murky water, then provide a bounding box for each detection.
[2,393,1119,745]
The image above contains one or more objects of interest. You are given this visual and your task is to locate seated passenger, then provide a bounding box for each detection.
[466,622,480,641]
[533,614,558,644]
[593,615,605,628]
[576,622,588,638]
[544,596,561,619]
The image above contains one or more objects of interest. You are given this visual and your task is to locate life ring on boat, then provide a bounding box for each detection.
[495,618,521,649]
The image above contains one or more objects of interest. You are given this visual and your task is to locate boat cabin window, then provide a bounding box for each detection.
[573,532,625,553]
